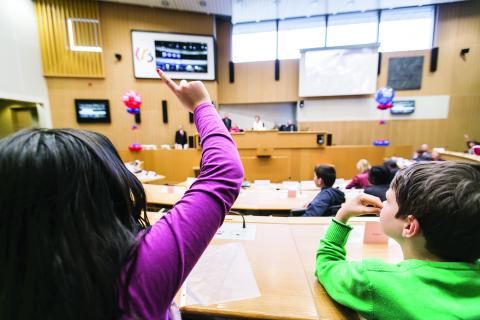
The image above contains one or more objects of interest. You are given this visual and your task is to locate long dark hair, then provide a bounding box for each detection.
[0,129,150,319]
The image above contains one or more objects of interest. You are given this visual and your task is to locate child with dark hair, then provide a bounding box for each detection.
[316,162,480,319]
[364,165,391,201]
[302,165,345,217]
[0,69,244,320]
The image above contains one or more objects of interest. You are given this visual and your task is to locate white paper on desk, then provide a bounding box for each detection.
[184,243,260,306]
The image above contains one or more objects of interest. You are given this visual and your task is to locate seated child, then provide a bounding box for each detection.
[316,162,480,319]
[345,159,371,189]
[364,165,390,201]
[303,165,345,217]
[0,69,244,319]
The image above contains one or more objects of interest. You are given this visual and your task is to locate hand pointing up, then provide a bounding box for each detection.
[156,68,211,113]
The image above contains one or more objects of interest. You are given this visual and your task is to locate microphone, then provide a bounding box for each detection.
[229,210,246,229]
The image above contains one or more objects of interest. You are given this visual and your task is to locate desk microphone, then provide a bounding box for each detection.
[229,210,246,229]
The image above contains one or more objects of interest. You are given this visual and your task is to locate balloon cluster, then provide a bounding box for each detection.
[375,87,395,111]
[123,90,142,114]
[123,90,142,151]
[373,87,395,146]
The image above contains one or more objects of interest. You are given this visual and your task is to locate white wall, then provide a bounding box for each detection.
[0,0,51,128]
[219,103,296,130]
[297,95,449,122]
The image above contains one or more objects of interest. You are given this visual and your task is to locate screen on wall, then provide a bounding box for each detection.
[299,44,379,97]
[132,31,215,80]
[75,99,111,123]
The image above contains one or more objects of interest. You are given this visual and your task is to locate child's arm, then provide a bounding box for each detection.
[315,194,383,317]
[126,70,244,315]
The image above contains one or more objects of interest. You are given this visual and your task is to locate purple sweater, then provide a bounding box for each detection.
[120,103,244,319]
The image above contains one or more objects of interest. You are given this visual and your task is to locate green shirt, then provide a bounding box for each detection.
[316,219,480,320]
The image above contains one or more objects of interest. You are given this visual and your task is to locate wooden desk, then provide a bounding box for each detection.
[439,151,480,164]
[144,184,320,211]
[147,213,403,320]
[135,173,165,184]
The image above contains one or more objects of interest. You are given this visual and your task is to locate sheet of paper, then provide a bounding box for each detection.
[215,224,256,241]
[184,243,261,306]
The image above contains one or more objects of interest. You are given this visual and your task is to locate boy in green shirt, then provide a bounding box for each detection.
[316,162,480,320]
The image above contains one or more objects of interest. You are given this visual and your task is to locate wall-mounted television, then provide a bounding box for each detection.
[390,100,415,115]
[132,30,215,80]
[75,99,111,123]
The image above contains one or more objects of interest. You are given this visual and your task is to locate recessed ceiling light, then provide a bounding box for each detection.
[161,0,169,6]
[199,0,207,7]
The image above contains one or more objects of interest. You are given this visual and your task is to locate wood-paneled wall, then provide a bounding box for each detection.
[46,2,217,150]
[44,1,480,152]
[216,1,480,151]
[35,0,104,77]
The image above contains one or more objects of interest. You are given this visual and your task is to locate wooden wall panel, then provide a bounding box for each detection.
[46,2,217,151]
[35,0,104,77]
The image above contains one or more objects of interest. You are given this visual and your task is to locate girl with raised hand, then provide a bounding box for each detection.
[0,69,244,320]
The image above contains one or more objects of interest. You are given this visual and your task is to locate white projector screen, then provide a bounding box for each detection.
[299,44,379,97]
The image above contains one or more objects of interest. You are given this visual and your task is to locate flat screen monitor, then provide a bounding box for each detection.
[132,31,215,80]
[390,100,415,115]
[75,99,111,123]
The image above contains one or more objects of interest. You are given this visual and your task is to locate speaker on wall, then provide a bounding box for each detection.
[430,47,439,72]
[316,134,324,146]
[135,111,141,124]
[188,136,194,148]
[229,61,235,83]
[377,52,382,75]
[327,133,332,146]
[189,112,194,123]
[274,59,280,81]
[162,100,168,123]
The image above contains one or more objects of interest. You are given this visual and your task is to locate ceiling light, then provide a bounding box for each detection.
[199,0,207,7]
[161,0,169,6]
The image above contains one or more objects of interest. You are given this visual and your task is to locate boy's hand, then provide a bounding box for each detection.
[335,194,383,224]
[157,68,211,113]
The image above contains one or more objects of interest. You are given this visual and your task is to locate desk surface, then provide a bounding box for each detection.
[440,151,480,163]
[147,213,402,320]
[144,184,363,211]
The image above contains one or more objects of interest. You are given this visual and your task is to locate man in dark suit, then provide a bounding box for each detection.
[222,113,232,131]
[175,124,188,149]
[286,120,297,132]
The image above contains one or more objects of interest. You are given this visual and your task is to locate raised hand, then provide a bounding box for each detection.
[156,69,211,113]
[335,193,383,223]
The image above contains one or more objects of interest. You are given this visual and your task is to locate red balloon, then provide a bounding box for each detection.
[128,143,142,151]
[122,91,142,109]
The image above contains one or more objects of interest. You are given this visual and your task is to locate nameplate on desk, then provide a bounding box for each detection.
[215,224,256,241]
[363,221,389,244]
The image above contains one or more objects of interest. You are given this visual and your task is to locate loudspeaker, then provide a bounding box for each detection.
[274,59,280,81]
[317,134,324,145]
[377,52,382,75]
[430,47,439,72]
[188,136,195,148]
[229,61,235,83]
[299,100,304,108]
[327,133,332,146]
[135,111,141,124]
[162,100,168,123]
[189,112,194,123]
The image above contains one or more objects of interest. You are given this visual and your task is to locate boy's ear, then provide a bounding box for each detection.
[402,215,421,238]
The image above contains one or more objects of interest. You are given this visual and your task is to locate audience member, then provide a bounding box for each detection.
[222,113,232,131]
[315,162,480,319]
[384,158,399,182]
[412,144,432,161]
[431,150,444,161]
[346,159,371,189]
[252,115,265,131]
[303,165,345,217]
[174,124,188,149]
[364,165,390,201]
[0,68,244,319]
[285,120,297,132]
